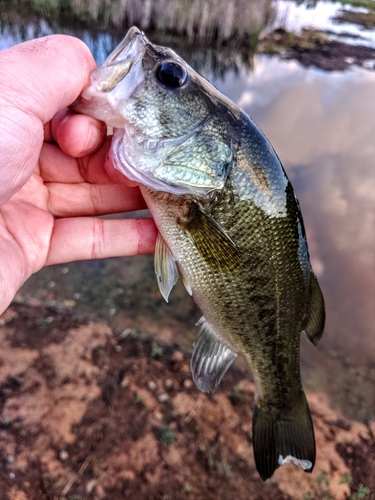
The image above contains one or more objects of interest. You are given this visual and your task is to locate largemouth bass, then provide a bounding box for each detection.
[73,27,325,480]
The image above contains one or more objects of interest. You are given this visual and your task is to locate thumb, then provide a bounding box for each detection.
[0,35,96,205]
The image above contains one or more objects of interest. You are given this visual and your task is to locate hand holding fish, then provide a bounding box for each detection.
[0,35,157,315]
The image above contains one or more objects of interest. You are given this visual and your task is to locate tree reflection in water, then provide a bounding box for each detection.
[0,0,275,76]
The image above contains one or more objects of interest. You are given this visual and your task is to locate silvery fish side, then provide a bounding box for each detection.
[73,27,325,481]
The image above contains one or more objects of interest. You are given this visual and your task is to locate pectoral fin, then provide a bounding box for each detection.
[183,205,242,273]
[154,233,179,302]
[191,317,237,393]
[302,273,325,346]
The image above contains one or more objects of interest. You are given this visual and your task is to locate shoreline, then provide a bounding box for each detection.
[260,27,375,71]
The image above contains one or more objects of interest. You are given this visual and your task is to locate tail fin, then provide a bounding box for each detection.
[252,391,315,481]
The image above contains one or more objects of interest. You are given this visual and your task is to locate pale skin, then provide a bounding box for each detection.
[0,35,157,315]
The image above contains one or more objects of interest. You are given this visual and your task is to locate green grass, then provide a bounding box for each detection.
[199,445,232,477]
[350,487,371,500]
[329,0,375,12]
[134,394,143,405]
[150,341,164,359]
[156,426,177,445]
[302,472,372,500]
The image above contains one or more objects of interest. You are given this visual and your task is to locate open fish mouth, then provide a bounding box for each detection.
[72,27,148,128]
[104,27,146,66]
[90,27,147,93]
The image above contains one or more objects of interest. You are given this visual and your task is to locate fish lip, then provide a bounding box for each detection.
[71,27,148,123]
[74,26,148,100]
[104,26,147,66]
[87,26,147,93]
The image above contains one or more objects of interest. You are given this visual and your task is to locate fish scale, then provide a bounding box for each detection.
[73,26,325,481]
[144,172,303,401]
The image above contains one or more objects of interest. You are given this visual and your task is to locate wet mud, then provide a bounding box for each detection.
[261,28,375,71]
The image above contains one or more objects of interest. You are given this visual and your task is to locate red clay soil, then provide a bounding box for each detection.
[0,303,374,500]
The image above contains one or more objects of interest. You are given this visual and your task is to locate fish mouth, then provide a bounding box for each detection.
[71,27,149,125]
[91,26,148,93]
[105,27,146,66]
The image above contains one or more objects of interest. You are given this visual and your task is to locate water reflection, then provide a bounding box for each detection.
[1,0,273,45]
[0,0,270,74]
[214,57,375,419]
[0,14,120,64]
[273,0,375,47]
[223,57,375,365]
[0,16,255,75]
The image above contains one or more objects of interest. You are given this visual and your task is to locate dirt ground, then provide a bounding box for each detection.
[0,302,374,500]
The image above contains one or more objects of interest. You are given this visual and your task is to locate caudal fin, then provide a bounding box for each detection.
[252,391,315,481]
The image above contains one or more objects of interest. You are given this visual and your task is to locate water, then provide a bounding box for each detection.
[1,1,375,424]
[219,57,375,363]
[272,0,375,46]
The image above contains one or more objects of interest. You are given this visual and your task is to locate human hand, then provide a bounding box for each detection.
[0,35,157,315]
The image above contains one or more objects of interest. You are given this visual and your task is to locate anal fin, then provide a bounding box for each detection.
[191,317,237,393]
[154,233,179,302]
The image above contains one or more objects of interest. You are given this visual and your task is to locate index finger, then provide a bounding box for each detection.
[46,109,107,158]
[39,138,138,186]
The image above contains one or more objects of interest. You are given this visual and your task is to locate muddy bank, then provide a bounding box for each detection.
[0,303,374,499]
[260,28,375,71]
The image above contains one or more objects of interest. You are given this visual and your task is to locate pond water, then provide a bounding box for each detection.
[222,57,375,365]
[1,1,375,423]
[272,0,375,46]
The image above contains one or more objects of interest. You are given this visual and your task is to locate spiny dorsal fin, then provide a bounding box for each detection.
[154,233,179,302]
[183,205,242,273]
[302,273,325,346]
[191,317,237,393]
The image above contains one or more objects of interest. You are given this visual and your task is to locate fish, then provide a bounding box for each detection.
[73,27,325,480]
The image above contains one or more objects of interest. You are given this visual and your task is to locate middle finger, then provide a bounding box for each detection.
[47,182,148,217]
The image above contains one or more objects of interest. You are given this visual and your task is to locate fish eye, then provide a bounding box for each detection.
[156,62,187,88]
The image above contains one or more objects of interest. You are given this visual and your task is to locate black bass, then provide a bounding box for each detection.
[73,27,325,480]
